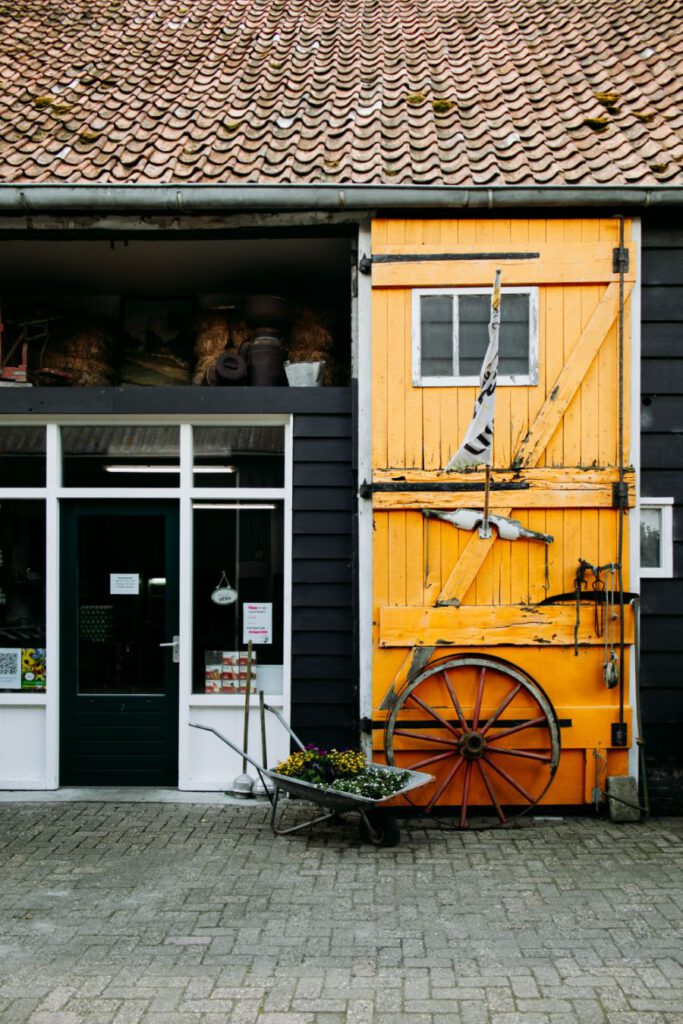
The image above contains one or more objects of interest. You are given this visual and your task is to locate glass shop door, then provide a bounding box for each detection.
[60,501,179,785]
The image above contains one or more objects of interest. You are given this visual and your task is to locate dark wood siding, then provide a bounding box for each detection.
[291,397,357,749]
[641,215,683,808]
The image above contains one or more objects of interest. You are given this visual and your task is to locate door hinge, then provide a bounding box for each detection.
[613,247,629,274]
[612,481,629,509]
[359,254,372,275]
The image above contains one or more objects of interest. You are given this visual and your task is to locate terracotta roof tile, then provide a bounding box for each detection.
[0,0,681,185]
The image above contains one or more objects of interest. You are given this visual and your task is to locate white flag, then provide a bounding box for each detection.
[445,270,501,471]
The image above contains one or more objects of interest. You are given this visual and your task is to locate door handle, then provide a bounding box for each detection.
[159,635,180,663]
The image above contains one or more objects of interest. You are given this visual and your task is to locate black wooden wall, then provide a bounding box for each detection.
[641,214,683,810]
[290,393,357,749]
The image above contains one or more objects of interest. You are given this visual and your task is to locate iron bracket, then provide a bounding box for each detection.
[612,480,629,509]
[612,247,630,274]
[611,722,628,747]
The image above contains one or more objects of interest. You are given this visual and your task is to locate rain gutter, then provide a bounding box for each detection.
[1,184,683,215]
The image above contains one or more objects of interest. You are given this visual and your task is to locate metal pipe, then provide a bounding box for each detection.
[2,184,683,215]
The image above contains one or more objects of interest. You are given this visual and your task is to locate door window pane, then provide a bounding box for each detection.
[193,425,284,488]
[75,511,175,694]
[0,426,46,486]
[193,502,284,694]
[0,500,46,692]
[62,425,180,486]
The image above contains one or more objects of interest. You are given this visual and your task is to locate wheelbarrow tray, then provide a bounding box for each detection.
[263,763,433,811]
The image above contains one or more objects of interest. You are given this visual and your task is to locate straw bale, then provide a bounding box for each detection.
[194,312,230,357]
[31,318,117,386]
[288,305,334,360]
[229,318,253,352]
[192,353,214,385]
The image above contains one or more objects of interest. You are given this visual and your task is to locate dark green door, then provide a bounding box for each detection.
[60,501,179,785]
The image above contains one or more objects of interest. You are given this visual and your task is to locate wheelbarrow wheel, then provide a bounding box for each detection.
[385,654,561,829]
[359,809,401,847]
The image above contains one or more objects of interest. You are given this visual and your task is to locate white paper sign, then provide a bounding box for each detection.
[242,602,272,645]
[0,648,22,689]
[110,573,140,596]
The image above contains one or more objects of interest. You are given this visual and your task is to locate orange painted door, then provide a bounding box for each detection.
[370,217,636,815]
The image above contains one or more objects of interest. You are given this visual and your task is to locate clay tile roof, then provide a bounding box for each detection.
[0,0,682,185]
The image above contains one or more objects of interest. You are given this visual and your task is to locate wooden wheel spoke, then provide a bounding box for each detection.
[426,755,465,813]
[483,754,535,804]
[459,761,473,829]
[406,749,458,772]
[487,747,553,764]
[393,728,459,749]
[485,715,547,743]
[472,667,486,730]
[480,683,522,736]
[406,691,461,740]
[441,670,469,732]
[477,760,507,824]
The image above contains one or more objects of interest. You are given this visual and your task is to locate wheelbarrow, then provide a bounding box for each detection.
[190,706,434,847]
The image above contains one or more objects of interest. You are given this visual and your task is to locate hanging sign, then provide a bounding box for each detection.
[110,573,140,596]
[242,602,272,645]
[211,570,238,606]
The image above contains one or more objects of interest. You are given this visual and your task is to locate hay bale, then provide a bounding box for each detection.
[192,353,214,385]
[30,317,117,386]
[229,318,253,352]
[287,306,335,383]
[194,312,230,357]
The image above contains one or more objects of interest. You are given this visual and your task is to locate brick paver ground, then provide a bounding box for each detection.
[0,800,681,1024]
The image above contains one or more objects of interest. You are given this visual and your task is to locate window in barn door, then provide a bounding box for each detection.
[412,287,538,387]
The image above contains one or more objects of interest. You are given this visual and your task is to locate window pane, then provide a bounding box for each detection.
[420,295,453,376]
[193,502,284,694]
[458,295,490,376]
[458,293,529,377]
[641,508,662,568]
[0,426,45,486]
[0,500,46,693]
[62,425,179,487]
[193,425,284,488]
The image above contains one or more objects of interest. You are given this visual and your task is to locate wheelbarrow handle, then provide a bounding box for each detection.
[262,703,307,752]
[189,722,266,772]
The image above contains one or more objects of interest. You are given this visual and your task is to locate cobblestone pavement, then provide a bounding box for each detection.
[0,800,682,1024]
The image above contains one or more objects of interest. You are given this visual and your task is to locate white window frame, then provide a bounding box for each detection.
[640,496,674,578]
[412,286,539,387]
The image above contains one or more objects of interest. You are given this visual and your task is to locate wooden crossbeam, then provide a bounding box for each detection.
[379,604,635,648]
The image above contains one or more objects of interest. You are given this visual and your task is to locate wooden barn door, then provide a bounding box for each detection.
[369,217,636,817]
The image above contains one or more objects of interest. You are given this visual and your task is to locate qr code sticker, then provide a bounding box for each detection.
[0,648,21,688]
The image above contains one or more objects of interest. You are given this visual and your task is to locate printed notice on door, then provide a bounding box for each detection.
[242,602,272,645]
[0,648,22,689]
[110,573,140,596]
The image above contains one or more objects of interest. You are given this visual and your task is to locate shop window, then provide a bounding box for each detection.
[193,425,285,488]
[641,498,674,578]
[412,287,538,386]
[0,500,46,693]
[62,425,180,486]
[0,426,45,486]
[192,502,284,695]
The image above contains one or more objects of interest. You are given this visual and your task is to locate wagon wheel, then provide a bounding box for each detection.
[385,655,560,829]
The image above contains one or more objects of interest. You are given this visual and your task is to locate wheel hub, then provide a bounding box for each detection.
[458,730,487,759]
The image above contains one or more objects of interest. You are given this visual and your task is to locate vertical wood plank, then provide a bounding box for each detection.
[403,287,424,468]
[387,510,407,607]
[371,287,389,469]
[544,286,564,466]
[386,289,407,468]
